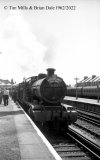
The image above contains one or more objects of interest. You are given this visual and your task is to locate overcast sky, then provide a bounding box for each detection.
[0,0,100,85]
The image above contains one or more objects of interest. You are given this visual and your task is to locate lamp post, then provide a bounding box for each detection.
[23,77,26,101]
[74,77,79,99]
[97,81,99,103]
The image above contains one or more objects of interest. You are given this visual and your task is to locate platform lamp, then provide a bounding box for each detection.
[23,77,26,101]
[23,76,26,89]
[74,77,79,100]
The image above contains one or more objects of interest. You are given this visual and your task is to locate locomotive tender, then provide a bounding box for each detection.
[11,68,77,130]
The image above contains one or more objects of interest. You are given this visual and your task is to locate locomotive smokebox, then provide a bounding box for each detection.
[47,68,55,77]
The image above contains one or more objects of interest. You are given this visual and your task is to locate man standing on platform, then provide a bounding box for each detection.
[3,88,9,106]
[0,89,3,104]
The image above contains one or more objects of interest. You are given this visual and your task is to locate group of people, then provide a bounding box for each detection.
[0,88,9,106]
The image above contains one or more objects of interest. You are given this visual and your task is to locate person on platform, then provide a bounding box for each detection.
[0,89,3,104]
[3,88,9,106]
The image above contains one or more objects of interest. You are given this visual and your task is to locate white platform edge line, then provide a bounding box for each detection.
[21,107,62,160]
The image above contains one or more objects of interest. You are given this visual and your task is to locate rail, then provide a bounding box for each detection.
[68,126,100,159]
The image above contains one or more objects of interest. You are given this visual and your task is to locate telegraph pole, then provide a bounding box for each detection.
[74,77,79,99]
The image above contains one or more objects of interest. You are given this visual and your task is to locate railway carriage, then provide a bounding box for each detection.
[66,86,83,97]
[66,85,100,99]
[83,86,98,98]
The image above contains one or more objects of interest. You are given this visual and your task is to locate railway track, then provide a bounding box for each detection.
[17,100,100,160]
[77,111,100,126]
[42,130,90,160]
[74,117,100,136]
[42,127,100,160]
[68,127,100,159]
[70,115,100,156]
[69,103,100,139]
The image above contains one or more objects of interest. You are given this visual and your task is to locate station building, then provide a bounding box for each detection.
[77,75,100,87]
[0,79,14,89]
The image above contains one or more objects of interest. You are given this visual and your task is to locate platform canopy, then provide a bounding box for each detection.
[0,81,12,89]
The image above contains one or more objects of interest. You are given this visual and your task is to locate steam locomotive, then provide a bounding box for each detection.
[11,68,77,131]
[66,85,100,99]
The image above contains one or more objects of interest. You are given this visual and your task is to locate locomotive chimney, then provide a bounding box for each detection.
[47,68,55,76]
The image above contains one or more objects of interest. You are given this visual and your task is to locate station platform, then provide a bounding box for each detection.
[0,99,61,160]
[64,96,100,116]
[64,96,100,105]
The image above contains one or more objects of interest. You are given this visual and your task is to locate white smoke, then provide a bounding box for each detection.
[0,11,48,82]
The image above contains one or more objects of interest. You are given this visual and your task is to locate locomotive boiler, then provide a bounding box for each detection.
[12,68,77,131]
[31,68,66,105]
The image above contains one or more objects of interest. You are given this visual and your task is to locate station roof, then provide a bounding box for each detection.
[79,77,89,83]
[93,76,100,82]
[0,79,12,88]
[84,77,92,82]
[79,76,100,83]
[77,75,100,86]
[89,76,99,82]
[0,79,11,84]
